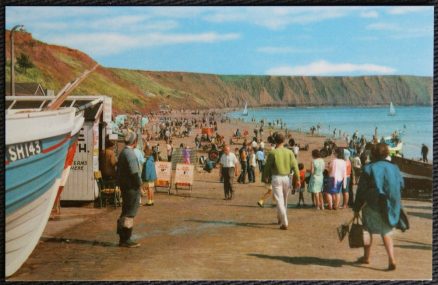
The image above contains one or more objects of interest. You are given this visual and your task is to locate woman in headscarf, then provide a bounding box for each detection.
[353,143,404,271]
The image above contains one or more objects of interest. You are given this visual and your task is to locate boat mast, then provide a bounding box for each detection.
[47,64,99,110]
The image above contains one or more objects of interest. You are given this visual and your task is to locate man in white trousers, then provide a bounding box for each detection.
[263,132,300,230]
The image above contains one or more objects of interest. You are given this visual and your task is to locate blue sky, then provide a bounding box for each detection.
[6,6,433,76]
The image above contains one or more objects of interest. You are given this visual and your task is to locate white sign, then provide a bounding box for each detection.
[155,161,172,187]
[175,164,194,185]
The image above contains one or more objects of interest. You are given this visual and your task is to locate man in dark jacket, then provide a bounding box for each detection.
[116,131,142,248]
[421,144,429,162]
[237,141,248,184]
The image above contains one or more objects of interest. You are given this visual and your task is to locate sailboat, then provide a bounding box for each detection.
[388,102,396,116]
[242,102,248,116]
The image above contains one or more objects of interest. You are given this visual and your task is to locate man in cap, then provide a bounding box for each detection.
[116,131,142,247]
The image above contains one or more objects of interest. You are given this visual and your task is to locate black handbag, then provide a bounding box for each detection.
[380,194,409,232]
[396,208,410,232]
[349,215,364,248]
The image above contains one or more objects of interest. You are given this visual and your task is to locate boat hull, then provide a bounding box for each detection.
[5,108,76,277]
[6,178,61,277]
[392,156,432,179]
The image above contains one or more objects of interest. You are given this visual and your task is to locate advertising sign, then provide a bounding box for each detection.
[155,161,172,187]
[175,164,194,186]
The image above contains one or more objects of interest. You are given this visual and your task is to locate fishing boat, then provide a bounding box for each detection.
[384,135,403,156]
[242,102,248,116]
[5,65,97,277]
[5,107,78,277]
[391,156,432,198]
[50,111,85,217]
[388,102,396,116]
[392,156,432,179]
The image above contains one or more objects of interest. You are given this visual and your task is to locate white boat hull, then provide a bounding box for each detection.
[6,178,60,277]
[6,107,77,277]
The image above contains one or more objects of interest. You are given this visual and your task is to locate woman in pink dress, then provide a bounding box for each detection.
[325,148,347,210]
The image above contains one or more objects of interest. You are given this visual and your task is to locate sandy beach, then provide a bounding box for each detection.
[8,110,432,281]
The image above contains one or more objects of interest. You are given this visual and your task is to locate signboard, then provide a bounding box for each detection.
[103,96,112,123]
[175,164,194,186]
[154,161,172,187]
[62,123,95,201]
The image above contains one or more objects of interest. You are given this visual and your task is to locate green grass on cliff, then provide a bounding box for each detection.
[110,68,180,99]
[5,60,61,90]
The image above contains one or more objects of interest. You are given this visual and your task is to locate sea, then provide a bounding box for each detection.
[228,106,433,161]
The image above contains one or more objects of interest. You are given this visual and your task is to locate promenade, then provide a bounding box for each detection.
[8,115,432,281]
[10,177,432,280]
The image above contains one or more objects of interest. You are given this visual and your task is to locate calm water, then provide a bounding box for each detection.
[229,106,433,160]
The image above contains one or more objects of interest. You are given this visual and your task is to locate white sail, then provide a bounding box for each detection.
[388,102,396,116]
[242,102,248,116]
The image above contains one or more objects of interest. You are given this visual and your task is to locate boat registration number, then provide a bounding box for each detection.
[7,140,42,163]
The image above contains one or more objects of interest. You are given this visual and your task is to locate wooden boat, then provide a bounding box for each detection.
[5,107,77,277]
[5,65,96,277]
[391,156,432,180]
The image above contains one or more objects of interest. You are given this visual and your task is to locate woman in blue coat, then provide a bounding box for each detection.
[353,143,404,271]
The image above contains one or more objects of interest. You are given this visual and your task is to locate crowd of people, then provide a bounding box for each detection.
[105,110,407,270]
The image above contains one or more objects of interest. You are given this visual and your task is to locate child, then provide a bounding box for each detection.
[297,163,306,207]
[142,145,157,206]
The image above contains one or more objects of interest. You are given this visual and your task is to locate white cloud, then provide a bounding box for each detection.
[366,22,432,39]
[387,7,430,15]
[390,27,433,39]
[367,22,400,31]
[47,32,240,56]
[266,60,396,76]
[48,33,138,56]
[360,10,378,18]
[146,32,240,45]
[89,15,151,30]
[257,46,332,54]
[203,7,351,30]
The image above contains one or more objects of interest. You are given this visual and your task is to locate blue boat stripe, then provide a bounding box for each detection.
[6,146,66,191]
[6,133,71,216]
[6,170,58,216]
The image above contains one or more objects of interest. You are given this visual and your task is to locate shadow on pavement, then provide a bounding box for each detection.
[185,195,219,201]
[403,205,432,210]
[393,238,432,250]
[186,219,275,229]
[406,211,432,220]
[247,254,387,272]
[41,237,117,247]
[225,204,261,208]
[395,244,432,250]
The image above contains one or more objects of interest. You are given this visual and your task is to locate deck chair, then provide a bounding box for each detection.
[94,171,121,208]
